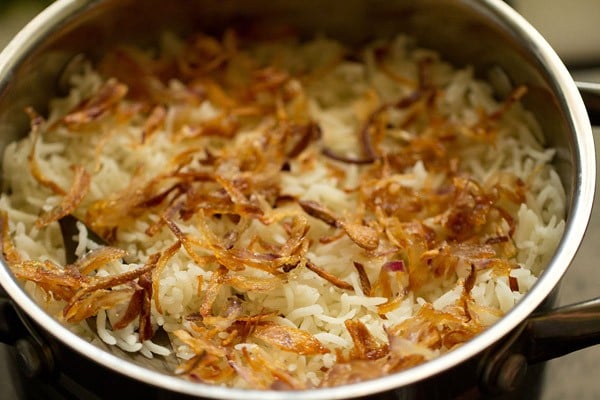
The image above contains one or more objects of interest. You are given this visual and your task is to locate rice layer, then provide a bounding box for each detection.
[0,33,565,388]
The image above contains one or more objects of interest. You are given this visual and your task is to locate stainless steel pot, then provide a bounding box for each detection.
[0,0,597,399]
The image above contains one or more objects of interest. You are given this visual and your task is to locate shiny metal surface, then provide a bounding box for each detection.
[0,0,594,399]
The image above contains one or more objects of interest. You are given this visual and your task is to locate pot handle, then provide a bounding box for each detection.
[576,80,600,125]
[480,296,600,394]
[524,297,600,363]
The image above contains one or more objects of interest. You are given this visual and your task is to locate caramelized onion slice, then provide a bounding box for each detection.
[173,329,227,358]
[228,346,306,390]
[26,108,66,196]
[298,200,338,227]
[74,246,128,275]
[345,320,389,360]
[222,274,285,292]
[36,165,91,229]
[152,240,182,314]
[137,271,154,341]
[200,266,228,317]
[305,260,353,291]
[339,222,379,251]
[321,148,376,164]
[63,288,135,323]
[62,78,128,126]
[10,259,83,301]
[112,285,144,330]
[141,105,167,143]
[320,345,424,388]
[299,200,379,250]
[0,211,23,265]
[352,261,372,296]
[253,323,329,355]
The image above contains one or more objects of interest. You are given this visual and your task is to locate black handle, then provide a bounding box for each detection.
[524,297,600,363]
[576,81,600,125]
[480,296,600,394]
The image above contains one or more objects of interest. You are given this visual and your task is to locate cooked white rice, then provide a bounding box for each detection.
[0,33,565,388]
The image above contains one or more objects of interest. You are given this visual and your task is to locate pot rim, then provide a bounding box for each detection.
[0,0,594,398]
